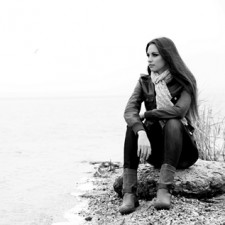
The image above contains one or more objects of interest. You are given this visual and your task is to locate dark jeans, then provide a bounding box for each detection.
[124,119,198,170]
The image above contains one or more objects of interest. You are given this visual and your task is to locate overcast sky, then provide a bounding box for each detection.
[0,0,225,105]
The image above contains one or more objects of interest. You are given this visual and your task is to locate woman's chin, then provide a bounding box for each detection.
[150,69,157,73]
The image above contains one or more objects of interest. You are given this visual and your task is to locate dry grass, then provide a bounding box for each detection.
[194,107,225,161]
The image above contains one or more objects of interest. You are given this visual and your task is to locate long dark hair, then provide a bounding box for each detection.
[146,37,198,121]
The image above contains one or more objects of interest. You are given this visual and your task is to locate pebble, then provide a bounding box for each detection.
[79,165,225,225]
[85,216,92,221]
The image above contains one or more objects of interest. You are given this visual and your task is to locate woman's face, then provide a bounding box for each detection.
[147,44,168,74]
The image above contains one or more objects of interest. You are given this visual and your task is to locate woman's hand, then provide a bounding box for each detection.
[137,130,151,161]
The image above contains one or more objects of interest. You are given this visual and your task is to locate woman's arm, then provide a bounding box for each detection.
[144,90,191,120]
[124,79,144,134]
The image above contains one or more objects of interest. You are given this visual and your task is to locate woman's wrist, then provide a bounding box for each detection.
[137,130,147,136]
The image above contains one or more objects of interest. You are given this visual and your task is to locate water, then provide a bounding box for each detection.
[0,96,128,225]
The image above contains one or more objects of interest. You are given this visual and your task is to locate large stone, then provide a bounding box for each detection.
[113,159,225,199]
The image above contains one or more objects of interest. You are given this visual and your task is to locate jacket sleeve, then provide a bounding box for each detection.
[144,90,191,120]
[124,80,144,134]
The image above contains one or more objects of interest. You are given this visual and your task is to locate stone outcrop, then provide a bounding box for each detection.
[113,159,225,199]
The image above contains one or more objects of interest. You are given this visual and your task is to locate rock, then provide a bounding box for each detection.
[93,161,122,177]
[85,216,92,221]
[113,159,225,199]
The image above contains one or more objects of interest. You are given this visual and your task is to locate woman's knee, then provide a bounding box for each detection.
[164,119,183,133]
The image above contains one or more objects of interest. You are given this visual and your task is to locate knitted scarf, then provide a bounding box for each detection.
[151,69,187,126]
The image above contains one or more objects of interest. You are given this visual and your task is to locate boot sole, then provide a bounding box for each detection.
[119,201,139,215]
[154,202,170,210]
[154,205,170,210]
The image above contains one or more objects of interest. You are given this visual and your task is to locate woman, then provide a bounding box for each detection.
[119,37,199,214]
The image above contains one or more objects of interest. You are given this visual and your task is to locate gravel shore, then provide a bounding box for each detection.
[77,163,225,225]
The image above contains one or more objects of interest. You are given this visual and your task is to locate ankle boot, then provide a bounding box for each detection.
[154,164,176,210]
[119,168,139,215]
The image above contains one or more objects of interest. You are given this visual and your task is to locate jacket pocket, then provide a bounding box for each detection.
[144,94,156,110]
[144,94,154,102]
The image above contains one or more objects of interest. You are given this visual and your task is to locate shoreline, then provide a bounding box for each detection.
[51,169,96,225]
[50,161,121,225]
[51,161,123,225]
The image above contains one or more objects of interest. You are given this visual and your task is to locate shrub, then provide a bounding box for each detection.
[194,107,225,161]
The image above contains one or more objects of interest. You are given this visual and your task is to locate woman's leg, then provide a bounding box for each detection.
[146,122,164,168]
[124,122,165,169]
[163,119,183,167]
[154,119,183,210]
[123,126,140,170]
[120,126,139,215]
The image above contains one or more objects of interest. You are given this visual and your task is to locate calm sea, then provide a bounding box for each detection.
[0,96,128,225]
[0,94,224,225]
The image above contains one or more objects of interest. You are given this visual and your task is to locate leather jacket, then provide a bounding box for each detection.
[124,74,192,134]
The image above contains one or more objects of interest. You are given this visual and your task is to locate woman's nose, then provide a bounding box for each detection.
[148,55,152,62]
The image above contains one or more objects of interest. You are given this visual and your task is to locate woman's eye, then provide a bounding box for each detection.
[152,53,158,57]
